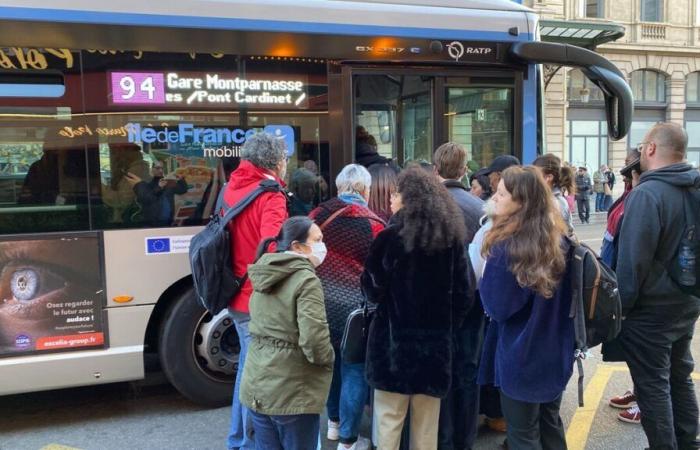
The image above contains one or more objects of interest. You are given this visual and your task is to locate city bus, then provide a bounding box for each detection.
[0,0,632,406]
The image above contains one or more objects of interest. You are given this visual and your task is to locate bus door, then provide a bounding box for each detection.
[337,67,521,174]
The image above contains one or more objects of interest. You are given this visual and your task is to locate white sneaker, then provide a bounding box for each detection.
[337,436,371,450]
[327,420,340,441]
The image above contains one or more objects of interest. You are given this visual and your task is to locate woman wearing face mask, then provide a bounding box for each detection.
[239,216,334,450]
[309,164,385,450]
[478,166,573,450]
[362,168,472,450]
[533,153,576,234]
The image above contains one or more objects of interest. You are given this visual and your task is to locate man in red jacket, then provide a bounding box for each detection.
[226,132,289,450]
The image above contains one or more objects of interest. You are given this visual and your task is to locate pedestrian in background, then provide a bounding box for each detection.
[603,165,616,211]
[310,164,385,450]
[574,166,592,224]
[478,166,573,450]
[533,153,576,234]
[601,149,643,425]
[362,168,473,450]
[615,122,700,449]
[224,132,289,450]
[433,143,484,450]
[593,165,606,212]
[240,216,334,450]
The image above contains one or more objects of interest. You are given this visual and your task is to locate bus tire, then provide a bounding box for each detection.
[159,286,237,407]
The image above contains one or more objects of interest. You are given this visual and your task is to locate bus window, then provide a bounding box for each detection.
[353,75,432,167]
[0,49,90,234]
[76,51,330,227]
[444,84,514,173]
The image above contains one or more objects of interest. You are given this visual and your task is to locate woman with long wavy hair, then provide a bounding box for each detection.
[362,168,473,450]
[477,166,574,450]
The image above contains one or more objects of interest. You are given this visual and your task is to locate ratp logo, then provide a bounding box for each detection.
[447,42,465,61]
[15,334,31,348]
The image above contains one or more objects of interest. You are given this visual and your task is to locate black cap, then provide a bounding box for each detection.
[483,155,521,175]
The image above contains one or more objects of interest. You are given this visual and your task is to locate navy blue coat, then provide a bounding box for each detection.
[477,241,575,403]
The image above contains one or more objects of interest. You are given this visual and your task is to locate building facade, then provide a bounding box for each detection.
[526,0,700,171]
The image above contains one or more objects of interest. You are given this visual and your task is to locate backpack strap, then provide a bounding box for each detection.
[219,179,281,229]
[319,205,350,230]
[569,241,589,407]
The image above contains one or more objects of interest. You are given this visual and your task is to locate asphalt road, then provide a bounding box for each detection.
[2,215,699,450]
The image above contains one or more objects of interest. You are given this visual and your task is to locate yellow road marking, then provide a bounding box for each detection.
[565,365,615,450]
[566,363,700,450]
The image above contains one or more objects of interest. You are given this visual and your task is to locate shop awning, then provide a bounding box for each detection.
[539,20,625,50]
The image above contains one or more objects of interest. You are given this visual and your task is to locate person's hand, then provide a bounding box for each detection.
[124,172,141,187]
[158,179,168,189]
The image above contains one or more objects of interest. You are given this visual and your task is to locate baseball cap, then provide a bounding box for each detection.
[482,155,521,175]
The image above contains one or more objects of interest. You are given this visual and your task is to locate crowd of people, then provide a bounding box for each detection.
[218,123,699,450]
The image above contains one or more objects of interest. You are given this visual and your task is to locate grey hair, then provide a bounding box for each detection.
[241,132,287,171]
[335,164,372,195]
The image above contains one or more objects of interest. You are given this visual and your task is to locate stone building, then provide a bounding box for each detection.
[525,0,700,170]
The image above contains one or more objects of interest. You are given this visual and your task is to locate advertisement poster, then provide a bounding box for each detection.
[0,233,105,357]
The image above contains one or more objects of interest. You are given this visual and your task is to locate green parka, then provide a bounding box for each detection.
[240,252,334,415]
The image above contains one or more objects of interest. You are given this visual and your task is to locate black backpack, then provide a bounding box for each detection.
[568,238,622,406]
[668,183,700,298]
[189,179,281,315]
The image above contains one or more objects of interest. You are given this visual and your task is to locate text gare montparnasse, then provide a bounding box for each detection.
[165,72,307,106]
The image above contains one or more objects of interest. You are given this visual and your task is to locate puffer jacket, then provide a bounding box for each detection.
[240,252,334,415]
[309,197,385,347]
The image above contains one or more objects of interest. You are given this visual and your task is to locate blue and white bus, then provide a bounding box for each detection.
[0,0,632,405]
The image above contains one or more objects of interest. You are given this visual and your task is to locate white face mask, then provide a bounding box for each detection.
[307,242,327,267]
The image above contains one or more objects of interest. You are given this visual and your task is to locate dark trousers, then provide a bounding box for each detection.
[249,411,320,450]
[619,304,700,450]
[576,198,590,223]
[500,392,567,450]
[438,301,486,450]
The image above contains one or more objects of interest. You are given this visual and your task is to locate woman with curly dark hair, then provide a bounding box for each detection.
[362,168,474,450]
[477,166,574,450]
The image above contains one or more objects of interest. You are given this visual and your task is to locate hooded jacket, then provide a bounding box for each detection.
[240,252,334,415]
[224,160,288,313]
[616,163,700,312]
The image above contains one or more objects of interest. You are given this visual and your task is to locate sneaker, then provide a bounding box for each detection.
[609,390,637,409]
[618,405,642,424]
[337,436,371,450]
[327,420,340,441]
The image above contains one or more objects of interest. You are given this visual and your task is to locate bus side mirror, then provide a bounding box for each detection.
[509,42,633,141]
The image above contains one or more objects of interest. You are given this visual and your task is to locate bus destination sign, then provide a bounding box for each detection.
[109,71,309,108]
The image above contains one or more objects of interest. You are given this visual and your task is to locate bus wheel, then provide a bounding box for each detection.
[159,287,237,407]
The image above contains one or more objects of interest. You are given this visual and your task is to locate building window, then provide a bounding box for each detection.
[686,121,700,167]
[568,69,605,102]
[586,0,604,18]
[568,120,608,170]
[630,70,666,103]
[687,72,700,105]
[641,0,663,22]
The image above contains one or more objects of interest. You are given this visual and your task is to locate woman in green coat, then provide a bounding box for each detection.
[240,216,334,450]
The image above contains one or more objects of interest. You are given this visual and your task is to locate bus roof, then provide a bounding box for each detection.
[0,1,536,43]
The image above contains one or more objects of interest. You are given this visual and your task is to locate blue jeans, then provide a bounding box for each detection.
[227,311,255,450]
[603,195,613,211]
[595,193,605,211]
[250,411,320,450]
[326,348,368,445]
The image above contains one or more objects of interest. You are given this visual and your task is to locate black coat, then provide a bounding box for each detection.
[361,217,474,398]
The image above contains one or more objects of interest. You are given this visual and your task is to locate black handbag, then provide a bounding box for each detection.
[340,301,375,364]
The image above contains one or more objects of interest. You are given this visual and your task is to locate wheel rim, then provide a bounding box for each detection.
[193,309,240,382]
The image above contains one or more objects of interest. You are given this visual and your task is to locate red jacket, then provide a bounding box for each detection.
[224,160,288,313]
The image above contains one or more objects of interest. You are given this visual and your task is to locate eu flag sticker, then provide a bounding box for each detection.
[146,238,171,255]
[264,125,295,157]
